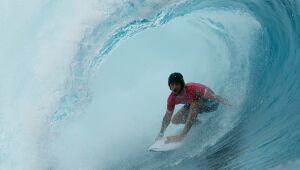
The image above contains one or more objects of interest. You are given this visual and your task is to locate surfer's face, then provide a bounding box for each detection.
[170,82,182,95]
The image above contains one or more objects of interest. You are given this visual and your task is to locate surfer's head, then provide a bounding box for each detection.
[168,72,185,95]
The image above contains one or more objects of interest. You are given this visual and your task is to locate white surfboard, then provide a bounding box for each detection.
[148,137,183,152]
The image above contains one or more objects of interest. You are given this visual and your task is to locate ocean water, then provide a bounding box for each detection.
[0,0,299,170]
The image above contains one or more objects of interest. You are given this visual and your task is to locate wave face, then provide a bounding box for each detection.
[0,0,299,169]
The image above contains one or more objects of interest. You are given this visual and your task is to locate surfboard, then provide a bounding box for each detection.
[148,137,183,152]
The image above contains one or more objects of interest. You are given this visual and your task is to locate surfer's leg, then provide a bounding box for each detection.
[186,99,207,124]
[202,99,220,112]
[171,105,189,124]
[188,100,203,122]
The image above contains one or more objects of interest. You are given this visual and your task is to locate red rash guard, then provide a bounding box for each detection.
[166,82,213,114]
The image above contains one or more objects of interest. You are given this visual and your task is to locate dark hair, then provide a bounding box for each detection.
[168,72,185,87]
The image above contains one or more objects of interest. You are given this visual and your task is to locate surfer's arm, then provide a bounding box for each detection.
[159,97,174,136]
[166,101,198,143]
[156,112,172,141]
[181,101,198,136]
[159,112,172,134]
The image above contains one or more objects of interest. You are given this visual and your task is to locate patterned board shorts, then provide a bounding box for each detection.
[183,99,219,114]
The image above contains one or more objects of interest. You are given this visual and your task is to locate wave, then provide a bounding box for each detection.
[0,0,299,169]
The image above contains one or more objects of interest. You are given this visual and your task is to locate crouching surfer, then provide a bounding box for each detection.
[156,72,231,143]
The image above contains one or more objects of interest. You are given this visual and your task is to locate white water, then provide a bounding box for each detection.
[0,1,261,169]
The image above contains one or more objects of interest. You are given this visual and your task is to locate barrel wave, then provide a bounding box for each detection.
[0,0,299,170]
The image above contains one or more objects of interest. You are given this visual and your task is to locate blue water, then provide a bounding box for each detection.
[0,0,299,169]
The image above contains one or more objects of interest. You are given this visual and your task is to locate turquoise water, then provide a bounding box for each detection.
[0,0,299,169]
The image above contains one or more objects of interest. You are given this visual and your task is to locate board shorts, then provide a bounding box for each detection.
[183,99,219,114]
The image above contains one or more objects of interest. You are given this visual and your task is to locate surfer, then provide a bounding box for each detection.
[156,72,231,143]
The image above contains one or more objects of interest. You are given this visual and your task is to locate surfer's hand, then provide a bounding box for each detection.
[220,97,233,107]
[155,132,164,141]
[223,100,233,107]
